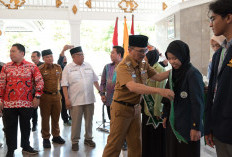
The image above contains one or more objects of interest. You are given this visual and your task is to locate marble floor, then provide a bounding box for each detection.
[0,95,217,157]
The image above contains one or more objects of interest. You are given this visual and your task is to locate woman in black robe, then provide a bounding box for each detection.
[162,40,204,157]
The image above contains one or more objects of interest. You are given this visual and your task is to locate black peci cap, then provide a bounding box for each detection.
[129,35,148,48]
[70,46,82,55]
[42,49,53,57]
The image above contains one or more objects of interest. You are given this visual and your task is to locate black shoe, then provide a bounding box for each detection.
[52,136,65,144]
[43,139,51,148]
[122,141,127,151]
[63,121,71,126]
[6,150,14,157]
[22,146,39,155]
[32,125,37,132]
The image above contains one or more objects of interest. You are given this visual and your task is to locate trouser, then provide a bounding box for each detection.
[70,104,94,144]
[166,122,200,157]
[31,107,38,126]
[3,108,33,151]
[106,105,111,120]
[60,89,71,123]
[102,102,141,157]
[214,137,232,157]
[40,93,61,139]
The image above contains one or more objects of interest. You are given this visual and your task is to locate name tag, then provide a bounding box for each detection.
[141,70,147,74]
[132,74,136,78]
[70,69,78,72]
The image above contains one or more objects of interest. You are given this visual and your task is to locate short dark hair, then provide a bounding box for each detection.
[113,46,124,58]
[209,0,232,18]
[32,51,41,57]
[12,43,25,56]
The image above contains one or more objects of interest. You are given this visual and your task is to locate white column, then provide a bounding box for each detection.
[0,20,8,62]
[68,0,81,46]
[69,20,81,46]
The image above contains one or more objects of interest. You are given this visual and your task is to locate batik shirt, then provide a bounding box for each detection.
[0,60,44,108]
[100,63,117,106]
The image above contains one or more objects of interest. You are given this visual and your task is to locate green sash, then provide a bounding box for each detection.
[169,70,188,143]
[143,94,163,129]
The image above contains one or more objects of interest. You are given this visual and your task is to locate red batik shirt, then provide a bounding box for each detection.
[0,60,44,108]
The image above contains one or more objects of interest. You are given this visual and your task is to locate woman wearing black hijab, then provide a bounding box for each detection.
[162,40,204,157]
[142,50,167,157]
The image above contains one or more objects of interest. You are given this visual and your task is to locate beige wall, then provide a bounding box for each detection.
[154,3,211,75]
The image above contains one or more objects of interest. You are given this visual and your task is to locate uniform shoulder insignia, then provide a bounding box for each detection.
[54,64,62,71]
[38,64,45,69]
[54,64,61,67]
[125,61,131,67]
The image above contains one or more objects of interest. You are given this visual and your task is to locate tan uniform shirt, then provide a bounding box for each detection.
[113,55,157,104]
[39,64,62,93]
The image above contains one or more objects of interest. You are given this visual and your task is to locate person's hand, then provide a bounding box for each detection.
[65,99,72,110]
[162,117,167,128]
[190,129,201,141]
[32,97,40,108]
[101,95,106,103]
[159,88,174,100]
[62,45,74,52]
[205,133,215,148]
[163,59,169,66]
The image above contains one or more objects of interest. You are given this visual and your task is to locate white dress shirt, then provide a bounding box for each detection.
[61,62,99,106]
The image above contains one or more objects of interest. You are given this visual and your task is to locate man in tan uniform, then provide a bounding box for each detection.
[39,49,65,148]
[102,35,174,157]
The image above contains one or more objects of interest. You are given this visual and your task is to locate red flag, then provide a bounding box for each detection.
[112,17,118,46]
[130,14,134,35]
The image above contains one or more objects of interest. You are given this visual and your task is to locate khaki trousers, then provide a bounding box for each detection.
[70,104,94,144]
[215,138,232,157]
[102,102,142,157]
[40,93,61,139]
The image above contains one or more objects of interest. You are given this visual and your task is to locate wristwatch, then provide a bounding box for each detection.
[35,96,41,99]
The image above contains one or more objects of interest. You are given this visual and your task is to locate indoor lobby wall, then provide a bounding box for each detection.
[155,2,211,75]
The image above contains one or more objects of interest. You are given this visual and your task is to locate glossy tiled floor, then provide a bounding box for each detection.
[0,95,216,157]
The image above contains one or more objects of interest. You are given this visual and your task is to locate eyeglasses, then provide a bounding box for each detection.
[209,16,216,23]
[211,44,220,48]
[132,48,148,54]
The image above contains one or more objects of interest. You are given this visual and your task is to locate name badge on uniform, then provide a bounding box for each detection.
[56,70,60,75]
[70,69,78,72]
[141,70,147,74]
[180,91,188,98]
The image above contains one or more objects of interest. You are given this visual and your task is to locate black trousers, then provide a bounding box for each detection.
[166,122,200,157]
[60,88,71,123]
[31,107,38,126]
[3,108,33,151]
[106,105,111,120]
[142,113,166,157]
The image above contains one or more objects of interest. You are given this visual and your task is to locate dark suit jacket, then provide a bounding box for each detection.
[163,66,204,141]
[205,46,232,144]
[37,61,44,67]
